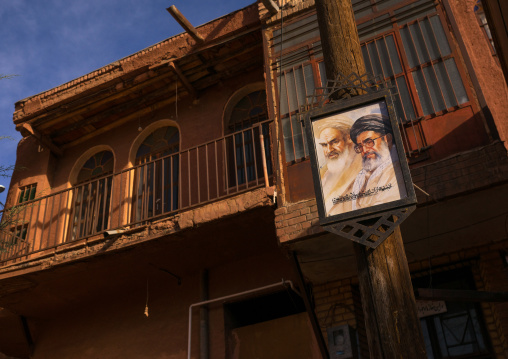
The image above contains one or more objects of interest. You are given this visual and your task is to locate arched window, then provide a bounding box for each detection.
[226,89,271,187]
[133,126,179,221]
[77,151,114,181]
[135,126,180,164]
[70,150,114,240]
[228,90,268,132]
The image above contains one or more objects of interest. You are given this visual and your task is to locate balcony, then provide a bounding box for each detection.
[0,121,274,264]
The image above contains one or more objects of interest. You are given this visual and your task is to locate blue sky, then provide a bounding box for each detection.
[0,0,255,205]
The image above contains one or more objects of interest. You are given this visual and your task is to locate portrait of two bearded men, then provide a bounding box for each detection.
[313,102,408,217]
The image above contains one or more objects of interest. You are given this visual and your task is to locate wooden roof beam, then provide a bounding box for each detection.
[261,0,280,15]
[19,123,63,157]
[167,6,205,44]
[169,62,198,99]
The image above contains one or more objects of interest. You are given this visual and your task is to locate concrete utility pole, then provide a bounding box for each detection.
[313,0,427,357]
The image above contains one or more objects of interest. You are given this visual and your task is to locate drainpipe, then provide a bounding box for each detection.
[199,270,209,359]
[291,252,330,359]
[187,279,299,359]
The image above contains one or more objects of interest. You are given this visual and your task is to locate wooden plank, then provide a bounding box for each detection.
[166,6,204,44]
[261,0,280,15]
[50,77,177,139]
[169,62,198,99]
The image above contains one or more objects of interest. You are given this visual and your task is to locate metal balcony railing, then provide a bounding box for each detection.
[0,120,273,263]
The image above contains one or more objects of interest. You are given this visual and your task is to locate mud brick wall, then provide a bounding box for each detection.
[275,199,323,243]
[412,141,508,204]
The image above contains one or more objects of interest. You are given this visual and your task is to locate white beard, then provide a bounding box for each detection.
[326,145,353,175]
[362,140,391,172]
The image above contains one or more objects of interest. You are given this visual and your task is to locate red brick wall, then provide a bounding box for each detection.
[276,142,508,245]
[311,243,508,358]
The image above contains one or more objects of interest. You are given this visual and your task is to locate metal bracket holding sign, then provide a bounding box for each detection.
[323,205,415,247]
[303,72,417,248]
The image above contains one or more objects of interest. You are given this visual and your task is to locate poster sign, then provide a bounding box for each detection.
[305,90,416,226]
[416,300,447,318]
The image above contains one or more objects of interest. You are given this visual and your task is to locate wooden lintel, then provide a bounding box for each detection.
[166,5,205,44]
[168,62,198,99]
[417,288,508,303]
[20,123,63,157]
[261,0,280,15]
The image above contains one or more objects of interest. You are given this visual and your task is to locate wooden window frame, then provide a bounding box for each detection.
[18,183,37,204]
[271,1,477,165]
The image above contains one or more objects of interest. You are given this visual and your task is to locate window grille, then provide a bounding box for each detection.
[276,42,326,162]
[400,16,469,116]
[70,151,114,240]
[273,0,471,163]
[18,184,37,204]
[1,224,29,256]
[10,224,28,242]
[226,90,272,187]
[134,127,180,221]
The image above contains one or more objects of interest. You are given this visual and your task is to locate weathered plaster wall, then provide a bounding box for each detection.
[446,0,508,150]
[28,249,300,359]
[6,136,56,208]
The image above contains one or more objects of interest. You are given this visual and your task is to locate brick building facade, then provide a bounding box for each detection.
[0,0,507,358]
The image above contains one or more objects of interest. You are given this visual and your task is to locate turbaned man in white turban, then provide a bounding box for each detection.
[314,115,362,216]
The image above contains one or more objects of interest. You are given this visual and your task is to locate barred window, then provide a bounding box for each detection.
[226,90,271,186]
[134,127,179,221]
[276,41,326,162]
[273,0,471,163]
[10,224,28,241]
[70,151,114,240]
[399,16,468,116]
[363,15,469,120]
[18,184,36,204]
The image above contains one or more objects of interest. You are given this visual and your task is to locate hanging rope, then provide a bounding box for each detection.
[175,81,178,119]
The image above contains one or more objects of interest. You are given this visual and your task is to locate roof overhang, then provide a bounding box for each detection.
[14,3,263,154]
